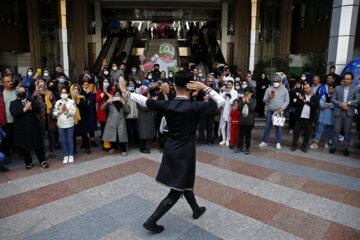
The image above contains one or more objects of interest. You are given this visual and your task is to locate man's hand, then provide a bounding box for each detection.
[276,108,283,115]
[186,81,206,92]
[340,102,348,109]
[119,77,128,94]
[325,103,330,108]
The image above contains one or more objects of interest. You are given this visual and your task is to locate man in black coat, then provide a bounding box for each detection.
[10,86,49,170]
[291,83,319,153]
[119,71,225,234]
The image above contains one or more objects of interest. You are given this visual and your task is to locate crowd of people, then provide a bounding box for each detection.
[0,61,359,172]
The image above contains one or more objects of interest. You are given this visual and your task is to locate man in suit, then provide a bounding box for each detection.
[330,72,360,156]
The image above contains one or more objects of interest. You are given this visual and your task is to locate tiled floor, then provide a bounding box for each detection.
[0,131,360,240]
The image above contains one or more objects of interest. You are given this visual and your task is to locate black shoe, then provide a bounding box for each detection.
[0,165,9,172]
[230,144,234,150]
[25,163,33,170]
[291,145,297,151]
[193,207,206,219]
[329,148,336,154]
[91,141,98,147]
[140,149,151,154]
[85,149,92,154]
[234,148,243,153]
[143,221,165,234]
[244,148,250,155]
[40,161,49,169]
[301,145,308,153]
[343,149,349,157]
[145,146,150,151]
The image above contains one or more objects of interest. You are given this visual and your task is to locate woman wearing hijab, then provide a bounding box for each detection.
[255,73,270,118]
[96,78,114,139]
[70,84,91,154]
[101,89,130,155]
[137,86,155,153]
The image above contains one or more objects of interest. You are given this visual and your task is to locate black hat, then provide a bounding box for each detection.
[175,71,193,87]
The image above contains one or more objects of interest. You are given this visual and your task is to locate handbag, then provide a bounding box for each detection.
[272,112,285,127]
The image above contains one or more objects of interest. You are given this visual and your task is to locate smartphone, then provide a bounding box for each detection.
[116,79,119,83]
[271,90,275,95]
[113,97,121,101]
[128,83,135,91]
[103,59,107,64]
[225,89,230,93]
[37,69,41,74]
[220,63,225,67]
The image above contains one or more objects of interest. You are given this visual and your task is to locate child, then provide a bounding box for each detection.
[311,84,335,149]
[235,87,257,154]
[229,99,240,148]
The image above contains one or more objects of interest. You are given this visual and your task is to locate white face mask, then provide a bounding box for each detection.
[112,67,117,71]
[43,73,49,77]
[104,71,109,75]
[273,82,280,88]
[27,72,33,77]
[235,86,240,90]
[61,94,68,100]
[301,76,306,80]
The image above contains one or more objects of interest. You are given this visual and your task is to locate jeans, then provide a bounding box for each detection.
[59,126,75,157]
[314,123,333,143]
[262,110,283,144]
[41,130,56,154]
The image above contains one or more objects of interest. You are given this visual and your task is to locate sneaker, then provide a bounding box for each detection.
[225,141,230,146]
[122,152,127,156]
[219,140,226,145]
[259,142,267,147]
[68,156,74,163]
[63,156,69,164]
[310,143,318,149]
[324,143,329,149]
[244,148,250,155]
[234,148,243,153]
[276,143,281,150]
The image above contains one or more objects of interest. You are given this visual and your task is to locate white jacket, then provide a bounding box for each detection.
[221,89,238,122]
[53,98,76,129]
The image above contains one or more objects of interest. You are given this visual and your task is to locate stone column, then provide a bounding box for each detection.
[94,0,102,58]
[327,0,359,74]
[221,2,229,61]
[249,0,260,72]
[26,0,41,69]
[279,0,293,59]
[57,0,69,77]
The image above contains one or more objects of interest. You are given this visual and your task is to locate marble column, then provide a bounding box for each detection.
[58,0,69,77]
[249,0,260,72]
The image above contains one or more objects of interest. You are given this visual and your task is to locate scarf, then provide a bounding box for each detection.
[70,84,85,125]
[39,90,53,114]
[113,100,123,112]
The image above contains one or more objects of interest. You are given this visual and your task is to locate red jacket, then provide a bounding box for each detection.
[96,89,114,121]
[230,108,240,125]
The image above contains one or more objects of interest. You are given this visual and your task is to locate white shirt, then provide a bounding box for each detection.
[53,98,76,128]
[343,87,349,102]
[300,94,312,119]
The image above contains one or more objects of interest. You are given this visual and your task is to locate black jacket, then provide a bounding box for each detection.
[294,93,319,121]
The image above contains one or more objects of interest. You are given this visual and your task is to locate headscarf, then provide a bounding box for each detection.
[36,81,53,114]
[139,85,149,97]
[70,84,85,124]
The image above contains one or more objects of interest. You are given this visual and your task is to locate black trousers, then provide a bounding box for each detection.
[126,118,139,146]
[288,111,296,130]
[199,115,214,143]
[1,123,14,157]
[213,120,219,140]
[21,148,46,166]
[139,139,149,151]
[74,131,90,151]
[293,118,312,146]
[100,121,106,138]
[159,132,168,149]
[238,124,252,149]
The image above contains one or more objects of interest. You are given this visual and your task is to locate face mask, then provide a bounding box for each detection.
[61,94,68,100]
[120,68,125,71]
[73,90,79,94]
[27,72,33,77]
[209,84,214,88]
[43,73,49,77]
[112,67,118,71]
[39,86,47,92]
[103,82,110,88]
[235,86,240,90]
[18,91,26,99]
[148,76,152,80]
[225,74,229,77]
[132,69,137,73]
[128,83,135,92]
[273,82,280,88]
[198,74,202,78]
[169,74,173,78]
[114,94,120,98]
[104,71,109,75]
[59,78,65,83]
[301,76,306,81]
[242,85,247,89]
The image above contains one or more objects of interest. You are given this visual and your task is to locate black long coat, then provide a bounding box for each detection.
[10,99,42,151]
[146,97,217,191]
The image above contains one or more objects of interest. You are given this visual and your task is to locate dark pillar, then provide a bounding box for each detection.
[26,0,41,69]
[73,0,87,81]
[279,0,294,59]
[235,0,251,72]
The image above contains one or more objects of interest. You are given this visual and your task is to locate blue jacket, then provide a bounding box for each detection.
[319,85,328,98]
[22,76,36,99]
[318,94,334,125]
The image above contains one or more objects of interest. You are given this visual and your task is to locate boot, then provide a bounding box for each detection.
[184,191,206,219]
[143,197,176,233]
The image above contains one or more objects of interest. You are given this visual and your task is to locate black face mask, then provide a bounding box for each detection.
[18,91,26,99]
[209,84,214,88]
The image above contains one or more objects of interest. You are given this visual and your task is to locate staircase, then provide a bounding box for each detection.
[144,39,178,66]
